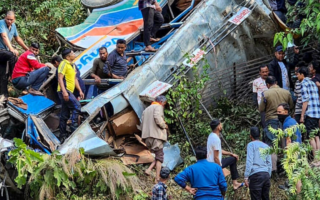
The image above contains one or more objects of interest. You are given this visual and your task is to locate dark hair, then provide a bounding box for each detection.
[51,56,63,64]
[62,49,72,59]
[250,127,260,140]
[195,146,207,160]
[99,47,107,52]
[303,52,313,64]
[296,61,306,68]
[160,167,170,179]
[278,103,290,111]
[116,39,126,45]
[31,42,40,49]
[259,65,268,71]
[297,67,309,77]
[310,60,320,74]
[210,119,220,131]
[265,76,276,85]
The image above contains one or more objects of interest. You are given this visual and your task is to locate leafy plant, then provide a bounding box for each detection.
[0,0,86,58]
[8,138,140,200]
[262,124,320,200]
[273,0,320,48]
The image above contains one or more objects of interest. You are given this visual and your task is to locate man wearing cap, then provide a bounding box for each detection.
[0,11,29,97]
[268,45,293,91]
[141,95,168,182]
[175,146,227,199]
[57,49,84,141]
[152,167,170,200]
[12,42,51,96]
[104,39,131,80]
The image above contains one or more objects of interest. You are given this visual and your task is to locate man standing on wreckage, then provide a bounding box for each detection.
[57,49,84,142]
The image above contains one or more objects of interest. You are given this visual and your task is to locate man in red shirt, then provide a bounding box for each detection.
[12,42,50,95]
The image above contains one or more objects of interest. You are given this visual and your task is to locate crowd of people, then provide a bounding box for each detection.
[144,96,273,199]
[0,3,318,200]
[144,46,320,200]
[0,11,141,142]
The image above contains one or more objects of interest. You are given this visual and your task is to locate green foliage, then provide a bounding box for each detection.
[0,0,86,57]
[211,96,260,157]
[264,125,320,199]
[273,0,320,47]
[165,50,210,125]
[9,138,140,200]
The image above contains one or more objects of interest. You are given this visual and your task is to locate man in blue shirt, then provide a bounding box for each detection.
[244,127,272,200]
[297,67,320,157]
[0,11,28,98]
[174,146,227,200]
[277,103,302,145]
[104,39,129,79]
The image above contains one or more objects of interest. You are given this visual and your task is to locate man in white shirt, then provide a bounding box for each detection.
[207,119,244,190]
[252,65,269,128]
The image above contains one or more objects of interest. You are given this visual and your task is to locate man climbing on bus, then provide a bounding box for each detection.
[138,0,164,52]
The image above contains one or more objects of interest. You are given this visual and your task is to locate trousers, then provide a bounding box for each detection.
[221,156,239,180]
[141,7,164,46]
[12,67,49,90]
[249,172,270,200]
[0,50,17,96]
[58,91,81,137]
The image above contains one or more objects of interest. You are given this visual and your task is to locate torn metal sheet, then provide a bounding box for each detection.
[0,137,14,152]
[58,120,116,156]
[81,0,272,121]
[139,81,172,102]
[121,143,154,165]
[162,142,183,170]
[31,115,61,152]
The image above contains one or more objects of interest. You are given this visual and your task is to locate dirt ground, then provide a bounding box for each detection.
[130,162,288,200]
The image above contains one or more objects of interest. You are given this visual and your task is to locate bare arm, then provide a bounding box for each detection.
[58,73,69,101]
[14,36,28,51]
[1,32,17,55]
[222,150,232,156]
[222,149,239,161]
[214,150,221,166]
[300,102,308,123]
[75,76,84,99]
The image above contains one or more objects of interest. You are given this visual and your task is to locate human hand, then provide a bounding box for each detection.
[245,179,249,187]
[300,116,304,123]
[63,91,69,102]
[79,91,84,100]
[156,6,162,12]
[127,64,135,69]
[11,48,19,56]
[185,186,197,195]
[232,153,239,161]
[94,76,101,84]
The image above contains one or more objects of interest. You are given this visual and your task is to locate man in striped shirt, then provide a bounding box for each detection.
[294,62,305,123]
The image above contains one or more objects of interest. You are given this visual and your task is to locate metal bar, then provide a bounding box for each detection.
[178,117,196,156]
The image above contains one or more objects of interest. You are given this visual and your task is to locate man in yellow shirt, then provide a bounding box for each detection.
[57,49,84,141]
